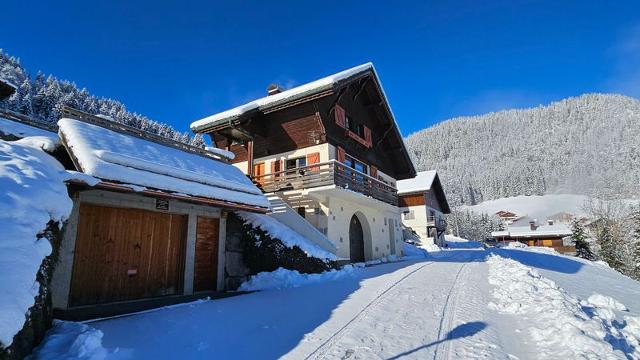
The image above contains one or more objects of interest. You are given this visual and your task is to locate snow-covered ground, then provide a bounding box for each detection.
[32,238,640,359]
[461,194,591,219]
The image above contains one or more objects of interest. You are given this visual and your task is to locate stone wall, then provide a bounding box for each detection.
[0,221,62,360]
[224,213,251,290]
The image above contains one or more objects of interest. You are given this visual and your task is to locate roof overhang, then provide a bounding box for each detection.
[67,178,270,213]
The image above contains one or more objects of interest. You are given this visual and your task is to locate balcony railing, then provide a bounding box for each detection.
[252,160,398,206]
[427,215,447,230]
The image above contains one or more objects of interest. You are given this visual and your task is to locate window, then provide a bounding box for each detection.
[344,154,368,175]
[403,211,415,220]
[286,157,306,175]
[345,115,365,138]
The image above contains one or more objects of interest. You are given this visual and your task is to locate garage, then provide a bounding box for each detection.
[69,203,188,306]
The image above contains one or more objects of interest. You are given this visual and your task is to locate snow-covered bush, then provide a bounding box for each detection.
[240,219,339,276]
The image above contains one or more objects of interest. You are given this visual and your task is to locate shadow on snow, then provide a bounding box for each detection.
[87,245,584,358]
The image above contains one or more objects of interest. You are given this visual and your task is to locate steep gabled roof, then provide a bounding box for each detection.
[58,118,270,212]
[190,62,416,178]
[397,170,451,213]
[397,170,437,194]
[191,63,375,132]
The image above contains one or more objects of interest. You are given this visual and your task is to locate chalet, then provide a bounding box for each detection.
[396,170,450,246]
[191,63,416,262]
[50,110,270,318]
[495,210,520,225]
[491,220,574,254]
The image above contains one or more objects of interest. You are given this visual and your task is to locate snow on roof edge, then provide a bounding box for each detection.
[397,170,438,194]
[190,63,374,131]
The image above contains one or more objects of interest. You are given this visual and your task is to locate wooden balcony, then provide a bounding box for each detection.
[252,160,398,206]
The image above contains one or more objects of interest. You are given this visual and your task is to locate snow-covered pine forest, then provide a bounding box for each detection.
[0,49,204,146]
[405,93,640,206]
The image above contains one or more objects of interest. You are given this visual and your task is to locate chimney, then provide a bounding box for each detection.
[267,83,283,96]
[529,220,537,231]
[547,219,554,226]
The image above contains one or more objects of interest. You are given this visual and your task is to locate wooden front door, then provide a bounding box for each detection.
[193,217,220,292]
[69,203,187,306]
[349,215,365,263]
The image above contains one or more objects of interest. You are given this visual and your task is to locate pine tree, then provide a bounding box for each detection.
[598,222,625,272]
[631,207,640,280]
[570,218,594,260]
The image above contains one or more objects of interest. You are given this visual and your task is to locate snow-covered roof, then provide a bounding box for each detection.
[58,118,270,210]
[492,223,572,238]
[397,170,438,195]
[191,63,374,132]
[0,117,58,142]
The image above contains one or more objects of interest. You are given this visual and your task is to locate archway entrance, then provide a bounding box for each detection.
[349,214,365,262]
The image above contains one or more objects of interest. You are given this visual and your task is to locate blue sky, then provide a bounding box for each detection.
[1,1,639,135]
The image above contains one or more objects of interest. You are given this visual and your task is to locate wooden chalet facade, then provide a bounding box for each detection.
[49,109,269,318]
[492,221,575,254]
[191,63,416,261]
[397,171,451,246]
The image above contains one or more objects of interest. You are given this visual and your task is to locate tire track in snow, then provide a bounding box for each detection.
[305,261,435,360]
[432,262,469,360]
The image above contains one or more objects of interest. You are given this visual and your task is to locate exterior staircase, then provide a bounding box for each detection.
[266,194,336,254]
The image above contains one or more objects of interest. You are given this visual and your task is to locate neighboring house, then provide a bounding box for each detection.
[396,170,450,246]
[492,220,574,254]
[191,63,416,262]
[0,78,16,99]
[495,210,520,225]
[547,211,575,224]
[50,111,270,318]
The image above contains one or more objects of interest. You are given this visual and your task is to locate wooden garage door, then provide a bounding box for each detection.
[193,217,220,292]
[69,203,187,306]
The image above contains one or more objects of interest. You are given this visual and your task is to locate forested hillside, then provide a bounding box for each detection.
[405,94,640,206]
[0,49,203,146]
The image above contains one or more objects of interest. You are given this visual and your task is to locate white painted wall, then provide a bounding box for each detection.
[400,203,446,245]
[326,196,403,261]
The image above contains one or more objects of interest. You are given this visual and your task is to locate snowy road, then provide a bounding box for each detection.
[33,242,640,359]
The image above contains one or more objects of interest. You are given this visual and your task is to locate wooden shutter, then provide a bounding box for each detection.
[335,105,346,129]
[370,165,378,179]
[364,126,372,148]
[307,152,320,172]
[271,159,282,179]
[336,146,346,163]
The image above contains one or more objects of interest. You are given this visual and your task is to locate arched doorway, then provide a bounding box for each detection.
[349,214,365,262]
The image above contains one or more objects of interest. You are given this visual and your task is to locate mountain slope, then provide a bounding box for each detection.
[405,94,640,205]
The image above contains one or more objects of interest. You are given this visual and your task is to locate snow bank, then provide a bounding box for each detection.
[0,138,75,347]
[402,243,431,259]
[237,211,337,260]
[30,321,110,360]
[487,254,640,359]
[239,266,355,291]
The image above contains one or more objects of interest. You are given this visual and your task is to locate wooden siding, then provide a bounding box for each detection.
[69,204,187,306]
[399,193,426,207]
[193,217,220,292]
[213,105,325,164]
[425,190,443,212]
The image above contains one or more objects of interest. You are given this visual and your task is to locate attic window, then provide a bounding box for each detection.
[345,116,365,138]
